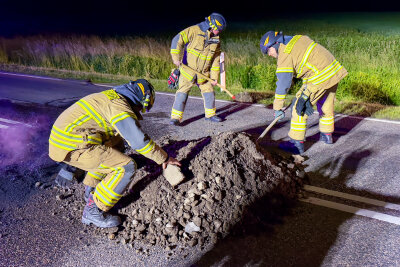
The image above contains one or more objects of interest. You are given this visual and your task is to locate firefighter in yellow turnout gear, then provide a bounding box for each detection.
[48,79,181,228]
[260,31,348,154]
[169,13,226,125]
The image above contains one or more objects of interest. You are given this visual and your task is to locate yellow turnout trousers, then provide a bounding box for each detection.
[63,142,135,212]
[171,74,216,121]
[289,84,337,141]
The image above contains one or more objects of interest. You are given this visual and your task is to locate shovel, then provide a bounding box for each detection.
[181,64,236,100]
[257,104,291,142]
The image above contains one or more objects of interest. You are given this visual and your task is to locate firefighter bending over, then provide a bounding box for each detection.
[260,31,348,154]
[48,79,181,228]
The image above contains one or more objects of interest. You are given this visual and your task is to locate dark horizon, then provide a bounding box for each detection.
[1,0,399,37]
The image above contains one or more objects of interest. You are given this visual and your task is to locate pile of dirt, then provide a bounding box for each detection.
[45,132,306,254]
[78,132,304,251]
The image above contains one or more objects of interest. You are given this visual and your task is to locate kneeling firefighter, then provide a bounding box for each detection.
[260,31,348,154]
[48,79,181,228]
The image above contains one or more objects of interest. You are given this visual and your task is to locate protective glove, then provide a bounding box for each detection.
[295,92,314,116]
[54,165,76,188]
[167,69,180,89]
[274,109,285,122]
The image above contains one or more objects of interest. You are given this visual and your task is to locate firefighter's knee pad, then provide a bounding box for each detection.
[173,92,188,111]
[202,92,215,109]
[113,160,137,193]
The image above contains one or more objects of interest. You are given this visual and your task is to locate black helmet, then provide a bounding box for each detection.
[207,13,227,31]
[114,79,155,114]
[260,31,283,54]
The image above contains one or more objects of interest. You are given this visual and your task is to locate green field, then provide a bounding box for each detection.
[1,12,400,119]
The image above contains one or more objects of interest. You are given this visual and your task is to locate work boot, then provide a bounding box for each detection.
[205,115,222,122]
[170,119,180,126]
[84,185,94,202]
[81,194,121,228]
[290,138,305,154]
[320,132,333,144]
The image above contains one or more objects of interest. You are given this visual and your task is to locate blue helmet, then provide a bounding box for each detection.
[260,31,283,54]
[206,13,227,31]
[114,79,155,114]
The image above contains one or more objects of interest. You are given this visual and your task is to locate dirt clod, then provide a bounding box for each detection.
[162,164,185,187]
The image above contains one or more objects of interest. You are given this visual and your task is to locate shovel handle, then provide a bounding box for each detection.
[181,64,235,100]
[257,116,281,141]
[257,104,291,141]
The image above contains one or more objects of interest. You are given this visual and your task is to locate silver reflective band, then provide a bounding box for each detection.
[58,168,74,181]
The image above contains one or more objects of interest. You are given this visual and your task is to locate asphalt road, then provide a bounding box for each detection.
[1,71,400,266]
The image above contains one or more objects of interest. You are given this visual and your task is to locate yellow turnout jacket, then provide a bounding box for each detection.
[171,21,221,83]
[48,89,167,164]
[274,35,348,110]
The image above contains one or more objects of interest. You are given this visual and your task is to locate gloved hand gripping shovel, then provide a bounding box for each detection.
[257,104,291,142]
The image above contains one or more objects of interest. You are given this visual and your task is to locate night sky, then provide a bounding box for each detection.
[0,0,398,37]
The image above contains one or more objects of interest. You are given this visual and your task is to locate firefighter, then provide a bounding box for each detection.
[260,31,348,154]
[48,79,181,228]
[169,12,226,125]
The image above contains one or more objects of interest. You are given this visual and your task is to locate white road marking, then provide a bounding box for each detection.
[0,71,63,81]
[301,197,400,226]
[0,118,33,128]
[0,118,21,124]
[335,113,400,125]
[1,71,399,124]
[304,185,400,211]
[0,124,9,129]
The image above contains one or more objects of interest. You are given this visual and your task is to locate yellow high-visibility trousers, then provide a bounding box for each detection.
[171,74,215,121]
[289,84,337,140]
[63,144,135,212]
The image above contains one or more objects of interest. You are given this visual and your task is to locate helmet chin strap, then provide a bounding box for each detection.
[141,94,151,113]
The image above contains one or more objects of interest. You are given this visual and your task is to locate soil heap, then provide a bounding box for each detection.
[87,131,306,250]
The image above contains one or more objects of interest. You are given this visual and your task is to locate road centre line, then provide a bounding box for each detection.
[1,72,398,125]
[304,185,400,211]
[301,197,400,226]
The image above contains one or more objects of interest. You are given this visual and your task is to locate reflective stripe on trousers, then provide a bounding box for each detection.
[171,92,188,121]
[203,92,216,118]
[64,145,136,212]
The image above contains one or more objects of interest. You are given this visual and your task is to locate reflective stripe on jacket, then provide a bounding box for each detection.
[49,90,167,164]
[273,35,348,110]
[171,22,221,81]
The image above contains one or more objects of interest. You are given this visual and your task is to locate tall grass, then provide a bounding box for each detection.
[0,35,172,78]
[1,12,400,105]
